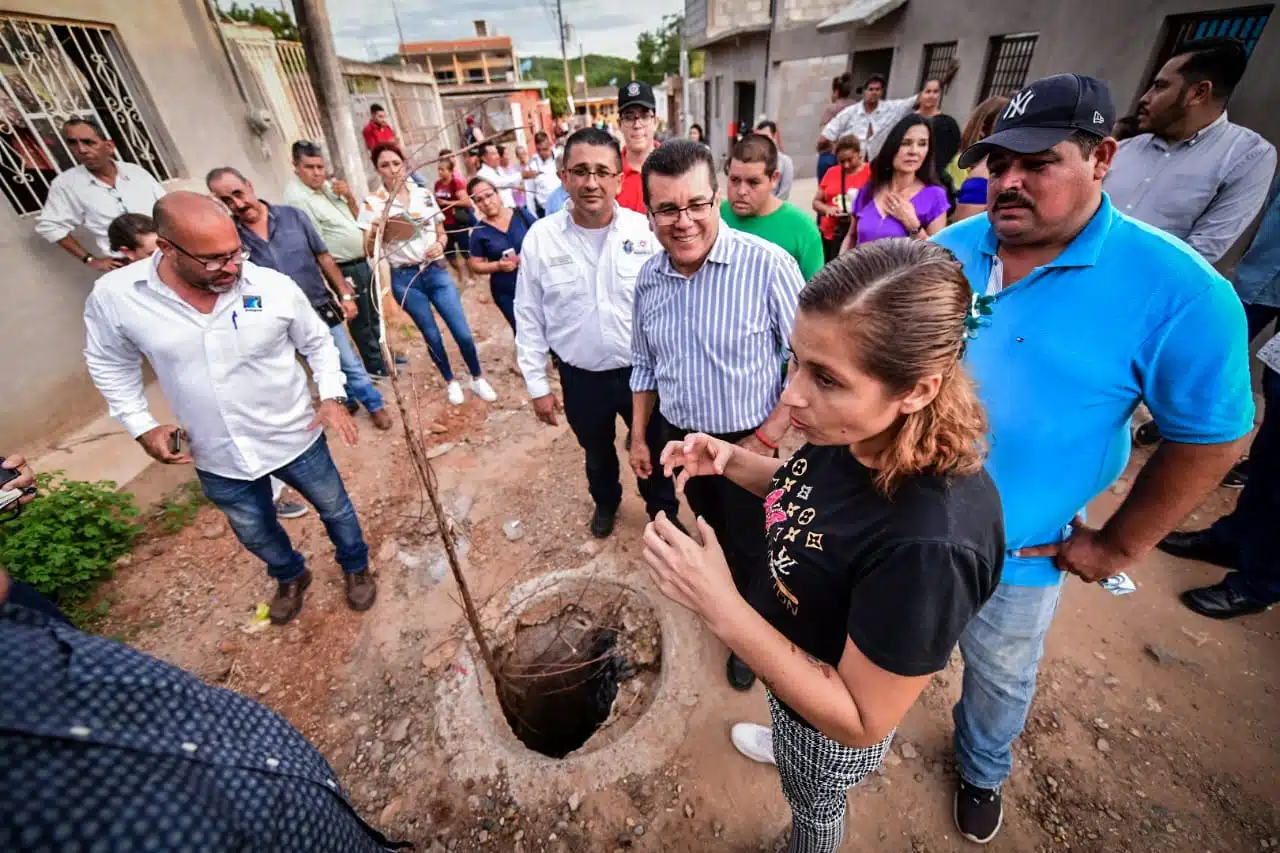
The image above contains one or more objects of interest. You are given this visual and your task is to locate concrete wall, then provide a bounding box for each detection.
[841,0,1280,148]
[700,33,771,165]
[707,0,773,37]
[768,53,850,180]
[778,0,847,27]
[0,1,284,452]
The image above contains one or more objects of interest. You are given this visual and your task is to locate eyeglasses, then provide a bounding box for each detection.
[620,111,654,126]
[566,166,619,181]
[651,200,715,225]
[166,238,250,271]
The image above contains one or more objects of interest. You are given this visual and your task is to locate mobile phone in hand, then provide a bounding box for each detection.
[0,457,23,513]
[501,248,516,259]
[169,429,186,456]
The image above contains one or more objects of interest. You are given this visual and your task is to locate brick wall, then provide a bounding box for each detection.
[769,53,848,180]
[707,0,771,37]
[778,0,847,27]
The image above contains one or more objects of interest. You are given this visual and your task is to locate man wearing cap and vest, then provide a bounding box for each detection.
[933,74,1253,844]
[616,81,660,213]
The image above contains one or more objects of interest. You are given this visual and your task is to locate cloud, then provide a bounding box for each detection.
[327,0,683,63]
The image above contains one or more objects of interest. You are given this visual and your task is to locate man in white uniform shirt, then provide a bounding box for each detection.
[817,66,957,162]
[83,192,377,626]
[525,130,564,217]
[36,118,166,271]
[515,128,680,539]
[475,141,523,208]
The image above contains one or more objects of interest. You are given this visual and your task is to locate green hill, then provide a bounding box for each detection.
[525,54,640,88]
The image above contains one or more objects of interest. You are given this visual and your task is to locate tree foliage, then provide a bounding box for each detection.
[221,2,300,41]
[635,14,683,84]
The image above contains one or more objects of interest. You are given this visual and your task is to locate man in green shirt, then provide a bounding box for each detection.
[719,133,825,281]
[282,140,388,377]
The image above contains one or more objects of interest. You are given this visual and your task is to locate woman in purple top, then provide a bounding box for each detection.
[842,114,949,251]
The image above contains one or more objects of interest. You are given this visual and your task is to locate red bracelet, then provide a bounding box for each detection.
[754,429,779,450]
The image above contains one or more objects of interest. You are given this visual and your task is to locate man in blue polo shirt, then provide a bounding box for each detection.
[934,74,1254,844]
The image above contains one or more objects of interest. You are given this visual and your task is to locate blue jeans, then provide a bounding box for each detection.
[331,324,384,413]
[390,263,482,382]
[196,436,368,583]
[1211,367,1280,604]
[953,580,1064,789]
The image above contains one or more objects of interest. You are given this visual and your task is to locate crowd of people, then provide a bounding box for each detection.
[4,33,1277,853]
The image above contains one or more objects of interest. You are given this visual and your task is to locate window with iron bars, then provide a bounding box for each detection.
[918,41,958,92]
[980,33,1039,101]
[0,15,174,216]
[1147,5,1271,97]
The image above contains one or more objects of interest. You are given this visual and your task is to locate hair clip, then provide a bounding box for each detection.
[965,292,995,340]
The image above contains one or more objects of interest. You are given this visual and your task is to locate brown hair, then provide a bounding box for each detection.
[370,141,405,168]
[798,239,988,494]
[833,134,862,157]
[961,96,1010,152]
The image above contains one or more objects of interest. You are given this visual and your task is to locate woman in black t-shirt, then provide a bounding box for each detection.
[644,239,1004,853]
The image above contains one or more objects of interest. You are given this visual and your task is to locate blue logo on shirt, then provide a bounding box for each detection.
[242,295,263,311]
[622,240,634,254]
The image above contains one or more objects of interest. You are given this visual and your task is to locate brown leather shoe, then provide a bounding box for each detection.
[344,570,377,611]
[371,409,393,431]
[269,569,312,625]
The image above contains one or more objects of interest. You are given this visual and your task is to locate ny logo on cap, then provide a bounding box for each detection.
[1005,90,1036,119]
[627,82,640,95]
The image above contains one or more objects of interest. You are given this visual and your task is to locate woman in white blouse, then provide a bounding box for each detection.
[359,143,496,406]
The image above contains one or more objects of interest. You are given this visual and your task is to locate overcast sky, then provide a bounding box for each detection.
[323,0,684,63]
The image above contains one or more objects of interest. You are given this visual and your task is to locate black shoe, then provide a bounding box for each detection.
[590,505,617,538]
[1180,580,1271,620]
[1156,529,1235,569]
[1221,457,1249,489]
[726,653,756,691]
[1132,420,1162,447]
[954,779,1003,844]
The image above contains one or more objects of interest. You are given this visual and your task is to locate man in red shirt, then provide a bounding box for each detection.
[616,81,659,213]
[361,103,397,152]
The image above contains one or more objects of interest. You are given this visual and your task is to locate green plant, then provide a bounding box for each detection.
[0,472,140,605]
[158,479,208,533]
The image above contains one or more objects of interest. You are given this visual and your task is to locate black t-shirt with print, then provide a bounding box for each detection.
[748,443,1004,688]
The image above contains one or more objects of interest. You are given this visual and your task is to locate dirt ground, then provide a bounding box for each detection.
[88,277,1279,853]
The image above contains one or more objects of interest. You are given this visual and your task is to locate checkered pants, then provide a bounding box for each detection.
[767,691,894,853]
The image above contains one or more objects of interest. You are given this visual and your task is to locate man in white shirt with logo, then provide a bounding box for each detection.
[84,192,377,626]
[475,141,523,208]
[515,128,679,539]
[524,130,563,217]
[36,118,166,271]
[817,65,958,162]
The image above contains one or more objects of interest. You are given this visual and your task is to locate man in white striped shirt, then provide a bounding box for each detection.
[515,128,679,538]
[630,139,805,691]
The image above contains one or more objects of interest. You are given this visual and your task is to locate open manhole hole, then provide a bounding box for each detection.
[494,584,662,758]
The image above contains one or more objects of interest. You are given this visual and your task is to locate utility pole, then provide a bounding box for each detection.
[292,0,365,186]
[579,42,588,105]
[556,0,574,115]
[390,0,408,66]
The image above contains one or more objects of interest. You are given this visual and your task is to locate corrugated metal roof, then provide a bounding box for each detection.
[817,0,908,31]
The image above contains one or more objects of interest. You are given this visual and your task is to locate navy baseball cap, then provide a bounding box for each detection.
[618,80,657,112]
[957,74,1116,168]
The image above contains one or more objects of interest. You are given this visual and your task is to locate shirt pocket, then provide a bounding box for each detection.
[543,262,587,311]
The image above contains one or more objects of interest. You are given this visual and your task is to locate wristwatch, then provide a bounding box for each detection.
[82,254,93,264]
[341,294,355,302]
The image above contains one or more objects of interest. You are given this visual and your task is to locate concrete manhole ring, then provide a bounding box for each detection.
[433,553,702,801]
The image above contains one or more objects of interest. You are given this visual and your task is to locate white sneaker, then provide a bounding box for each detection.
[730,722,776,765]
[446,381,464,405]
[471,376,497,402]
